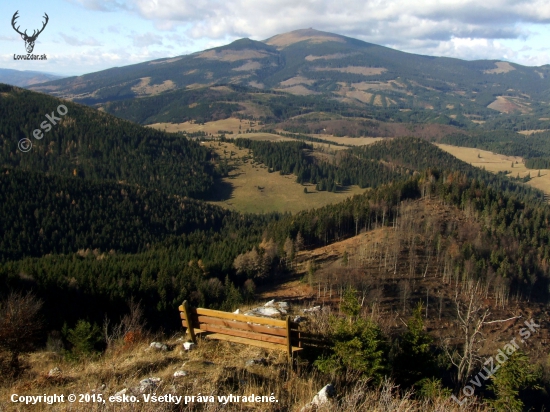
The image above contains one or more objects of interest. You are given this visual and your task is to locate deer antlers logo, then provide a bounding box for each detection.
[11,11,49,54]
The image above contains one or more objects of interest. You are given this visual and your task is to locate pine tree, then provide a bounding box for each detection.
[392,302,437,387]
[487,350,541,412]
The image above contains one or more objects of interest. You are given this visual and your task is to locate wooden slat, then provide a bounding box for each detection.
[285,316,292,360]
[195,307,286,328]
[197,324,287,345]
[181,306,298,329]
[181,314,287,337]
[180,322,205,335]
[196,315,288,337]
[206,333,303,352]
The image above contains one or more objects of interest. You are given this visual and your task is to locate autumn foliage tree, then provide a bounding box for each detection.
[0,292,43,374]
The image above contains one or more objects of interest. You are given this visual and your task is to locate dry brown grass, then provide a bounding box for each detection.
[147,118,258,135]
[0,306,493,412]
[344,90,373,103]
[274,85,317,96]
[279,76,316,87]
[232,61,262,71]
[314,66,387,76]
[248,81,264,89]
[308,135,384,146]
[487,96,531,114]
[148,57,183,66]
[305,53,357,61]
[517,129,549,135]
[437,143,550,196]
[483,62,515,74]
[197,49,272,62]
[130,78,176,96]
[265,31,346,49]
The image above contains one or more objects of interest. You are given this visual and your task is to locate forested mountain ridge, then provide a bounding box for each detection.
[234,136,547,201]
[28,29,550,124]
[0,68,64,87]
[0,83,216,198]
[0,167,238,262]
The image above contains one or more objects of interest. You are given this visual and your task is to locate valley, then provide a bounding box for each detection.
[2,24,550,412]
[203,140,365,213]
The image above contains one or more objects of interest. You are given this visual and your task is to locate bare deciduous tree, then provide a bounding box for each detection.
[443,282,489,387]
[0,292,43,373]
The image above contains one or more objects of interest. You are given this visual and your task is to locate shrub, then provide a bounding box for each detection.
[0,292,43,374]
[315,287,388,384]
[63,320,102,360]
[391,302,438,388]
[487,350,542,412]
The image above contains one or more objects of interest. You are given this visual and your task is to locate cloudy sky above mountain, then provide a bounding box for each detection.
[1,0,549,75]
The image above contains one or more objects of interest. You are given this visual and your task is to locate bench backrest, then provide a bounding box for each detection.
[179,301,300,354]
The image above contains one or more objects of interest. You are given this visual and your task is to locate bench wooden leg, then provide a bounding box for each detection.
[182,300,196,344]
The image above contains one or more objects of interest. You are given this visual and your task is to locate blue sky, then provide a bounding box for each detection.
[1,0,550,76]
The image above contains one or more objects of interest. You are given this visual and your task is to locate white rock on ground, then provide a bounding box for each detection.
[48,367,62,377]
[302,306,321,313]
[246,301,289,317]
[245,358,267,366]
[173,370,188,377]
[114,388,128,397]
[300,384,335,411]
[149,342,168,351]
[138,377,161,393]
[233,309,240,314]
[245,307,282,317]
[183,342,195,351]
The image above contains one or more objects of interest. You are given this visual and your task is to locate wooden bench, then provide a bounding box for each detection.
[179,301,303,360]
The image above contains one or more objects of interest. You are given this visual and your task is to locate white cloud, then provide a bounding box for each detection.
[64,0,550,66]
[130,32,164,47]
[20,0,550,71]
[60,34,102,47]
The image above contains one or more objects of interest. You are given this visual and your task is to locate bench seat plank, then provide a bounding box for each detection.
[182,315,288,337]
[195,307,286,328]
[198,323,287,345]
[205,333,303,353]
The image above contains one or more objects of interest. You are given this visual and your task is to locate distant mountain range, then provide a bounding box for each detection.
[0,68,64,87]
[28,28,550,120]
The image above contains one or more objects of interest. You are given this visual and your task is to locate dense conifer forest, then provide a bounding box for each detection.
[0,84,216,198]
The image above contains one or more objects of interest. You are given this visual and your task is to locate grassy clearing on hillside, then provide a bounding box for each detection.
[230,133,295,142]
[306,135,385,146]
[205,142,365,214]
[148,118,260,135]
[437,144,550,196]
[517,129,550,135]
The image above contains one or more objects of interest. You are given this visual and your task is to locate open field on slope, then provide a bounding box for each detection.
[229,132,295,142]
[518,129,550,135]
[148,118,261,134]
[437,143,550,196]
[205,142,365,214]
[306,135,385,146]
